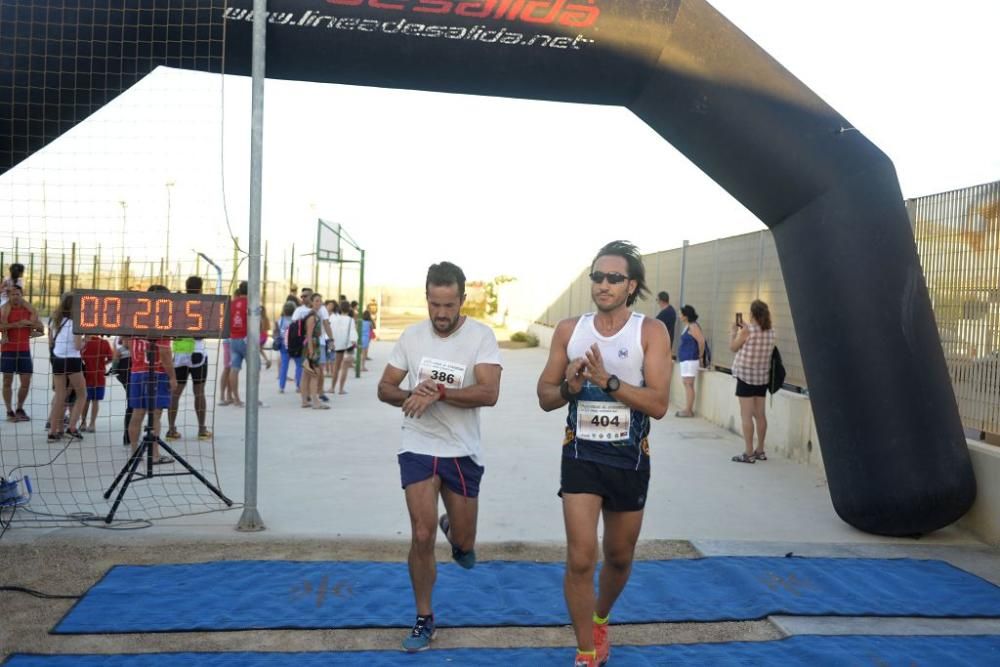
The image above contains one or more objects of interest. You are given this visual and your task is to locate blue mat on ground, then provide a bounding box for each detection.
[9,636,1000,666]
[53,557,1000,633]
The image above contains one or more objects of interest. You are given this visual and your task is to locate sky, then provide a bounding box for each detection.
[2,0,998,318]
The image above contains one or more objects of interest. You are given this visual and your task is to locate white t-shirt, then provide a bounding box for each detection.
[387,318,502,465]
[293,305,329,341]
[331,313,355,351]
[51,318,80,358]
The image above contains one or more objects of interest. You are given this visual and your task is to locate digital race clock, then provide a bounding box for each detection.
[71,290,231,338]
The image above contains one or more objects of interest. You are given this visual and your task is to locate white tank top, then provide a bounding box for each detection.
[567,312,645,387]
[564,312,650,471]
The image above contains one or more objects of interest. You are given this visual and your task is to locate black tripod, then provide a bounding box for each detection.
[104,339,231,523]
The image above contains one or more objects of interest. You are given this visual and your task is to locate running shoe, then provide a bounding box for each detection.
[438,514,476,569]
[401,615,436,652]
[165,430,182,440]
[594,620,610,666]
[574,651,598,667]
[14,409,29,422]
[65,429,84,440]
[198,428,213,440]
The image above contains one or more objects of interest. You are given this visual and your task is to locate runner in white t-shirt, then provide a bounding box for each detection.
[377,261,502,653]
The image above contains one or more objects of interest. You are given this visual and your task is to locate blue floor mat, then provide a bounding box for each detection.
[54,557,1000,633]
[9,636,1000,666]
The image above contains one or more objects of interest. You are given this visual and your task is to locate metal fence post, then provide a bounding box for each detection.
[237,0,267,532]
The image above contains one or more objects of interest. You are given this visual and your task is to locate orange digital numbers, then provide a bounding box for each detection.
[154,299,173,330]
[80,296,100,328]
[133,297,152,329]
[103,297,122,328]
[185,300,203,330]
[74,290,228,336]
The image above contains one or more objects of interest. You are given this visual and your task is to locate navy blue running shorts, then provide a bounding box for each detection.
[398,452,484,498]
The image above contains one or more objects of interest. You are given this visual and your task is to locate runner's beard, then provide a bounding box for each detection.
[434,314,460,335]
[593,291,627,313]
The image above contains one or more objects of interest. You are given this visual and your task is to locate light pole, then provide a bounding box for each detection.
[118,199,128,258]
[165,180,175,286]
[118,200,128,290]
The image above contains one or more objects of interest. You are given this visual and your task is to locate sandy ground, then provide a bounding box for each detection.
[0,538,780,659]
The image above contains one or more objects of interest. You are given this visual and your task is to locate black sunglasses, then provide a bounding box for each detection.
[589,271,629,285]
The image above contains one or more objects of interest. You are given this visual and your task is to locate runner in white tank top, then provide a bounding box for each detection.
[565,311,650,471]
[537,241,672,667]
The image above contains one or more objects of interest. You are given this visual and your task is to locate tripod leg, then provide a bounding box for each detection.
[104,442,147,498]
[157,439,233,506]
[104,440,150,523]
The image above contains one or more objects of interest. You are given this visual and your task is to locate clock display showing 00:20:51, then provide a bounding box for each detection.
[71,290,231,338]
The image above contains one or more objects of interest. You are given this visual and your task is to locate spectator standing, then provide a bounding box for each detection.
[47,293,86,441]
[302,293,328,409]
[655,291,677,348]
[226,281,249,407]
[730,300,776,463]
[111,336,132,444]
[331,300,358,395]
[361,310,373,371]
[167,276,213,440]
[276,300,296,392]
[0,263,26,308]
[675,305,705,418]
[1,285,43,421]
[80,334,113,432]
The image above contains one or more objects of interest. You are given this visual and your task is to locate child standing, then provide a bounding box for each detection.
[81,334,113,432]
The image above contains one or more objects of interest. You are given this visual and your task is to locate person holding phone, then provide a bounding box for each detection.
[730,300,776,463]
[675,305,705,417]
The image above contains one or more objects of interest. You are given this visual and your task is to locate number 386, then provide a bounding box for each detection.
[430,370,455,385]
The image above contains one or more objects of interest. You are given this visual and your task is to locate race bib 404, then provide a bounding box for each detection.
[576,401,630,442]
[418,357,467,389]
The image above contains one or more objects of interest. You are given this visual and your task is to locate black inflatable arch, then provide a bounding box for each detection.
[1,0,975,536]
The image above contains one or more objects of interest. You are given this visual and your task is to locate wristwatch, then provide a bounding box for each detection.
[604,375,621,393]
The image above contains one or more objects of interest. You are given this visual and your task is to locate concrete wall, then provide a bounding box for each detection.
[529,322,1000,546]
[667,367,827,471]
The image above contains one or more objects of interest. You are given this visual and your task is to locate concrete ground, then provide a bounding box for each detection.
[1,338,998,659]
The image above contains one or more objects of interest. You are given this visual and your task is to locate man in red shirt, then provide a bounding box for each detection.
[81,334,113,432]
[225,281,249,407]
[127,285,178,464]
[0,285,43,421]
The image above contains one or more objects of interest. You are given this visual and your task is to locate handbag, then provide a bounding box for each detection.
[768,347,786,394]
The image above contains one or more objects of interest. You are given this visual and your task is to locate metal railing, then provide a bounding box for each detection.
[908,180,1000,436]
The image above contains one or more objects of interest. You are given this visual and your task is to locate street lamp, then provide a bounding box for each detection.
[165,180,175,285]
[118,200,128,259]
[118,200,128,290]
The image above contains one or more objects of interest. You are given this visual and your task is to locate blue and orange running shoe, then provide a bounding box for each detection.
[402,614,436,652]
